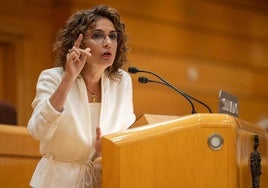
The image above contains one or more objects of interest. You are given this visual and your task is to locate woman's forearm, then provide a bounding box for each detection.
[49,73,76,112]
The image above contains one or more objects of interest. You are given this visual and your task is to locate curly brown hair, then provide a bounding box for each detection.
[53,5,129,80]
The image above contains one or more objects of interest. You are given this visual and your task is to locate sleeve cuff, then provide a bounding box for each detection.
[40,99,66,124]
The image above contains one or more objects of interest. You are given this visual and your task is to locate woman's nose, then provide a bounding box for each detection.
[102,36,111,47]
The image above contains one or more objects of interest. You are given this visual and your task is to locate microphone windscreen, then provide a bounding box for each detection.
[128,67,139,74]
[138,76,149,83]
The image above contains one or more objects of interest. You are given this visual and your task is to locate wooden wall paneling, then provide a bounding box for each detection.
[0,0,57,126]
[85,0,268,39]
[0,45,4,99]
[125,16,268,69]
[202,0,268,16]
[0,26,25,125]
[0,0,24,18]
[129,49,268,100]
[239,97,268,123]
[183,0,268,39]
[1,43,17,105]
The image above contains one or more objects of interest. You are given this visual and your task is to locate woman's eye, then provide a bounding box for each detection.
[109,33,118,40]
[92,32,103,39]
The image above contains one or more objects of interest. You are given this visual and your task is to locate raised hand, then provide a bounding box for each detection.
[66,34,91,79]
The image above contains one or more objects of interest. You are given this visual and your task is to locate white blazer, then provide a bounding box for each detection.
[27,67,136,188]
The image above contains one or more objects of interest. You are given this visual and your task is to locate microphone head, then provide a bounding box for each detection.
[138,76,149,84]
[128,67,139,74]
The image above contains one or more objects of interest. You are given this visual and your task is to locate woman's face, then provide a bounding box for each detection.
[83,17,118,69]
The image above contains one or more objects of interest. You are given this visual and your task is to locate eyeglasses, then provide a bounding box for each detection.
[88,30,118,44]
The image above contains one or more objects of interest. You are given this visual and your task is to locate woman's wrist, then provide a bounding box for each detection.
[63,71,77,84]
[91,152,102,161]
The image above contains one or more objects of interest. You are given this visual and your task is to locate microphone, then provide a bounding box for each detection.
[128,66,213,114]
[138,76,165,85]
[128,67,140,74]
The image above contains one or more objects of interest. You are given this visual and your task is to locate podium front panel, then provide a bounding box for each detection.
[102,113,268,188]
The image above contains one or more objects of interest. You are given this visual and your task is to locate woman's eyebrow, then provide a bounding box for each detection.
[91,29,117,33]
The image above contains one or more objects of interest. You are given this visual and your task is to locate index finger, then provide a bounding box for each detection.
[74,34,83,48]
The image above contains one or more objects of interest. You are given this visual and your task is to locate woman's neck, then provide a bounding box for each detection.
[81,64,103,83]
[81,66,103,103]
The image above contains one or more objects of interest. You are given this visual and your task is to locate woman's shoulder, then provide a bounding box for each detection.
[103,69,131,82]
[118,69,133,87]
[38,67,64,82]
[119,68,131,80]
[39,67,64,77]
[41,67,64,75]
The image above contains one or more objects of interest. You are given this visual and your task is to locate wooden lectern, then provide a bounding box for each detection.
[0,124,40,187]
[102,113,268,188]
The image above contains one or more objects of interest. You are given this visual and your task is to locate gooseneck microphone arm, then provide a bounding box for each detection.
[129,66,213,113]
[129,67,197,114]
[138,76,213,113]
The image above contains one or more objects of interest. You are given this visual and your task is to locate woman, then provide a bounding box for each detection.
[27,5,136,188]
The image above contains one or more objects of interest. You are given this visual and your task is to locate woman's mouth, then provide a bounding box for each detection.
[102,52,112,58]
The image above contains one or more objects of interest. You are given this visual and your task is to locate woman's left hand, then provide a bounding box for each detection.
[94,127,102,159]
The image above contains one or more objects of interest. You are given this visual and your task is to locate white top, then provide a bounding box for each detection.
[88,102,101,158]
[27,67,136,188]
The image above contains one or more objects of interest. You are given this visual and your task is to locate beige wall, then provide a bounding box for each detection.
[0,0,268,126]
